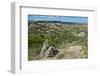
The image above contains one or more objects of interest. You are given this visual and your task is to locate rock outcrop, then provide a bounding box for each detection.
[54,46,84,59]
[40,39,49,58]
[39,39,59,59]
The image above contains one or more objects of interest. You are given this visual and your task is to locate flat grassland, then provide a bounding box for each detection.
[28,21,88,61]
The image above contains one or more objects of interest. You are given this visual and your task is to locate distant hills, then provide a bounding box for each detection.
[28,20,87,25]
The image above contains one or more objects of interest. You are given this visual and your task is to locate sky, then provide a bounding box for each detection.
[28,15,88,24]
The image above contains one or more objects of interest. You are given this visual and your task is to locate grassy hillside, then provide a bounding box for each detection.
[28,21,88,61]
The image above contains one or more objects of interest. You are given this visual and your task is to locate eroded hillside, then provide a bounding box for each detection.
[28,21,88,61]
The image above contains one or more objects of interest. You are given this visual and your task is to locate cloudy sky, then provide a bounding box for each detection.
[28,15,88,24]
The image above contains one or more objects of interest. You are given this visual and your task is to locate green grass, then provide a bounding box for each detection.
[28,21,88,61]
